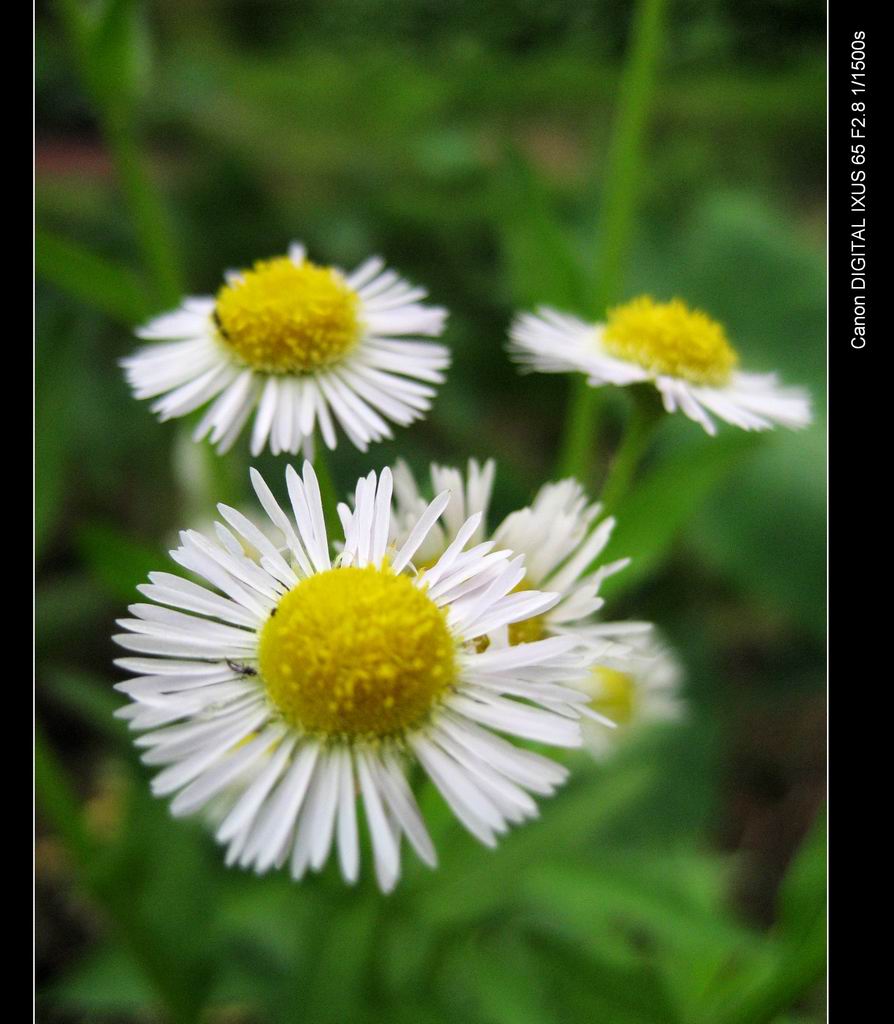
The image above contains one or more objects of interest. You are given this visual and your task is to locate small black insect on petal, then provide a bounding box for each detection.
[212,308,229,339]
[226,658,257,677]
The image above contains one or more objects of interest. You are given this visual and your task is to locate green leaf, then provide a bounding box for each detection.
[775,811,826,949]
[690,816,826,1024]
[91,771,219,1023]
[37,728,215,1024]
[275,892,380,1024]
[524,852,758,963]
[448,933,558,1024]
[45,943,156,1016]
[35,228,150,323]
[413,763,655,929]
[600,429,762,600]
[523,929,680,1024]
[702,928,824,1024]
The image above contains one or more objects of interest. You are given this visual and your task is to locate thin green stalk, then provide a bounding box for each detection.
[312,443,342,542]
[556,383,602,484]
[54,0,183,310]
[557,0,668,482]
[103,120,183,309]
[600,388,664,511]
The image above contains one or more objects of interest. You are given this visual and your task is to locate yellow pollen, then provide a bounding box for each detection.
[602,296,738,386]
[258,565,456,740]
[214,256,361,374]
[507,578,546,646]
[589,666,637,726]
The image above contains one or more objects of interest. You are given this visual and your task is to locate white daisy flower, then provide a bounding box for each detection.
[509,296,812,435]
[113,462,605,893]
[390,460,650,652]
[489,477,650,649]
[391,457,497,568]
[577,638,684,759]
[122,243,449,456]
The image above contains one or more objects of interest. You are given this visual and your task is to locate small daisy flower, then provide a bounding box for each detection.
[113,462,603,892]
[391,458,497,568]
[122,243,449,456]
[509,296,811,435]
[488,478,650,650]
[578,638,684,759]
[390,460,650,652]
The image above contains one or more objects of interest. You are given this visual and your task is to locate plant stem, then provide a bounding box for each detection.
[103,121,184,309]
[312,443,342,542]
[556,378,603,483]
[600,388,663,511]
[54,0,183,311]
[556,0,668,482]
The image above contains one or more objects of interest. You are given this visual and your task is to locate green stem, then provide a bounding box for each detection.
[103,119,183,309]
[600,388,663,511]
[556,0,668,482]
[312,443,342,542]
[556,380,602,482]
[54,0,183,311]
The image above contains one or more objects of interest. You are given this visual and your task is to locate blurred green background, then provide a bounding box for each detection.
[35,1,826,1022]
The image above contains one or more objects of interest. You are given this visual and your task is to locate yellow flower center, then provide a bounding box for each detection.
[258,565,456,740]
[214,256,361,374]
[589,666,637,726]
[507,578,547,646]
[602,296,738,386]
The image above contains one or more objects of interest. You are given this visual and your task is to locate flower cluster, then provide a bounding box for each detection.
[115,241,811,890]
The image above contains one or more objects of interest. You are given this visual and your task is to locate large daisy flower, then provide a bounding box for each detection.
[509,296,811,435]
[113,463,604,892]
[122,243,449,456]
[390,460,650,651]
[578,638,684,759]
